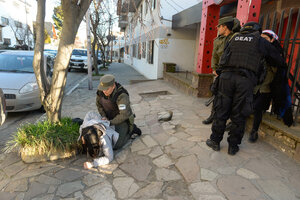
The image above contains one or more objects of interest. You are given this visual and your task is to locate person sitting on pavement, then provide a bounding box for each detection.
[79,111,119,169]
[96,74,141,150]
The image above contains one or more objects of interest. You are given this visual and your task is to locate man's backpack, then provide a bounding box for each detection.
[81,125,103,158]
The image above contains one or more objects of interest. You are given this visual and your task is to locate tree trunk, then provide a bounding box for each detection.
[92,39,99,75]
[102,46,106,68]
[46,0,91,122]
[32,0,50,110]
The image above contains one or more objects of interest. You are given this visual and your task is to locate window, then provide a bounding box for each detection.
[142,42,146,58]
[14,21,22,28]
[152,0,156,10]
[132,44,136,58]
[140,4,143,22]
[144,1,148,15]
[138,43,141,59]
[3,38,11,45]
[126,45,129,54]
[1,17,9,26]
[147,40,154,64]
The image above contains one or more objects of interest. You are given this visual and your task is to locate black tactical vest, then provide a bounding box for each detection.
[220,31,262,73]
[97,83,129,120]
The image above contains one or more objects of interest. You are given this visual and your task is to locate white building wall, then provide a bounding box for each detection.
[0,0,35,48]
[122,0,199,79]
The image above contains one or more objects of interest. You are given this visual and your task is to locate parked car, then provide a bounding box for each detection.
[97,52,103,65]
[69,49,89,72]
[0,51,52,112]
[0,88,6,125]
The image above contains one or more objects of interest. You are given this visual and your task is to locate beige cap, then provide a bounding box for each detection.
[98,74,115,91]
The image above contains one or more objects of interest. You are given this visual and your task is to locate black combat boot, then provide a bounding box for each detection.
[228,145,239,155]
[131,124,142,139]
[202,112,214,124]
[206,139,220,151]
[248,130,258,143]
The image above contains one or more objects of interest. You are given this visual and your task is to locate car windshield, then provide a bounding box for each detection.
[0,54,34,73]
[72,49,87,56]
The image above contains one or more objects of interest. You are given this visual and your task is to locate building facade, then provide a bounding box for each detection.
[0,0,35,49]
[117,0,200,79]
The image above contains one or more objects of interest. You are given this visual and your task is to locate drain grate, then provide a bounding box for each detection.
[139,91,171,101]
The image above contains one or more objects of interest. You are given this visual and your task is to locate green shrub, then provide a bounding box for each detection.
[7,117,80,155]
[92,73,104,76]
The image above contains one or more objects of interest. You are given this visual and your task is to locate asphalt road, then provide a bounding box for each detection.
[0,71,87,151]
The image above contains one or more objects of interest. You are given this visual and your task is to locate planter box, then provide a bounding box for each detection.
[163,63,176,73]
[20,147,77,163]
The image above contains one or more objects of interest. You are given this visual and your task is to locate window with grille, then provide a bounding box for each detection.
[142,42,146,58]
[147,40,154,64]
[144,1,148,15]
[140,4,143,22]
[132,44,136,58]
[14,21,22,28]
[3,38,11,45]
[1,17,9,26]
[138,43,141,59]
[152,0,156,10]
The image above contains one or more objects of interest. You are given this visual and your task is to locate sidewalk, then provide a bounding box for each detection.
[0,63,299,200]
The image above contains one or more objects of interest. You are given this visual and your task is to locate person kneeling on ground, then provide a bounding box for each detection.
[79,111,120,169]
[96,74,141,149]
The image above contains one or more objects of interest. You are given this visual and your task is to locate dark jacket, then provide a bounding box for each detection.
[96,82,133,125]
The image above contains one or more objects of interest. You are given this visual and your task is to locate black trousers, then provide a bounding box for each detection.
[210,71,254,146]
[252,92,271,131]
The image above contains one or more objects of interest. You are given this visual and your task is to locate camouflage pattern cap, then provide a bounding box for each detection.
[98,74,115,91]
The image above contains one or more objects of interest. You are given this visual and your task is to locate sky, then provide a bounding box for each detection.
[31,0,119,46]
[45,0,60,23]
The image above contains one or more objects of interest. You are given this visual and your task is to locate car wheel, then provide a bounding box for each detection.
[68,68,71,72]
[39,105,46,113]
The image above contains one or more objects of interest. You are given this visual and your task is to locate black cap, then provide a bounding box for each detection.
[241,21,262,33]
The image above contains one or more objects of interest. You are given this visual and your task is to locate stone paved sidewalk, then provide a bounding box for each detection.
[0,63,300,200]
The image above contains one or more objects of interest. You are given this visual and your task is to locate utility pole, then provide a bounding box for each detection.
[108,15,113,63]
[25,0,29,50]
[86,8,93,90]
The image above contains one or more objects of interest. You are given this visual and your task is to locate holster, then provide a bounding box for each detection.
[211,76,220,95]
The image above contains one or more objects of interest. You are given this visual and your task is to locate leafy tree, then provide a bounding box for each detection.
[44,29,51,43]
[52,5,63,36]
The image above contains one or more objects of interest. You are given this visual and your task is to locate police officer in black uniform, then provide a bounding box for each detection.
[96,74,141,149]
[206,22,286,155]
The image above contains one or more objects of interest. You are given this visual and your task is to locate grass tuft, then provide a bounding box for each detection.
[5,117,80,155]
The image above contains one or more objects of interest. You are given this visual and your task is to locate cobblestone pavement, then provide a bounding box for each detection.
[0,63,300,200]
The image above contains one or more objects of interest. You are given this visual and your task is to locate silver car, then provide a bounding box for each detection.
[0,51,52,112]
[0,88,6,125]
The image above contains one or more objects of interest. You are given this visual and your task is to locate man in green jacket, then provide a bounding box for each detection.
[203,16,237,124]
[96,74,141,149]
